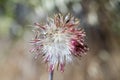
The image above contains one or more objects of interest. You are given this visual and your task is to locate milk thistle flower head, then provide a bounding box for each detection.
[30,13,88,72]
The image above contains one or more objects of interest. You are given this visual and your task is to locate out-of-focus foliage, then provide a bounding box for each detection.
[0,0,120,80]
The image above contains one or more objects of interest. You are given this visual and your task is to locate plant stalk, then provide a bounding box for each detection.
[49,71,54,80]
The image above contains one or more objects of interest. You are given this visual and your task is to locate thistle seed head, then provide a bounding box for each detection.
[30,13,88,72]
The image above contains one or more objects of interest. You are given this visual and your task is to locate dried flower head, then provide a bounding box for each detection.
[30,13,88,72]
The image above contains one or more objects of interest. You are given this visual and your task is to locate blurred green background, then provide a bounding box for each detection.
[0,0,120,80]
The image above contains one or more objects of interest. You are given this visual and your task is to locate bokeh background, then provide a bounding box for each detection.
[0,0,120,80]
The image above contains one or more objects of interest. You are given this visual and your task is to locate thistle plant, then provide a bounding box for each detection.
[30,13,88,80]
